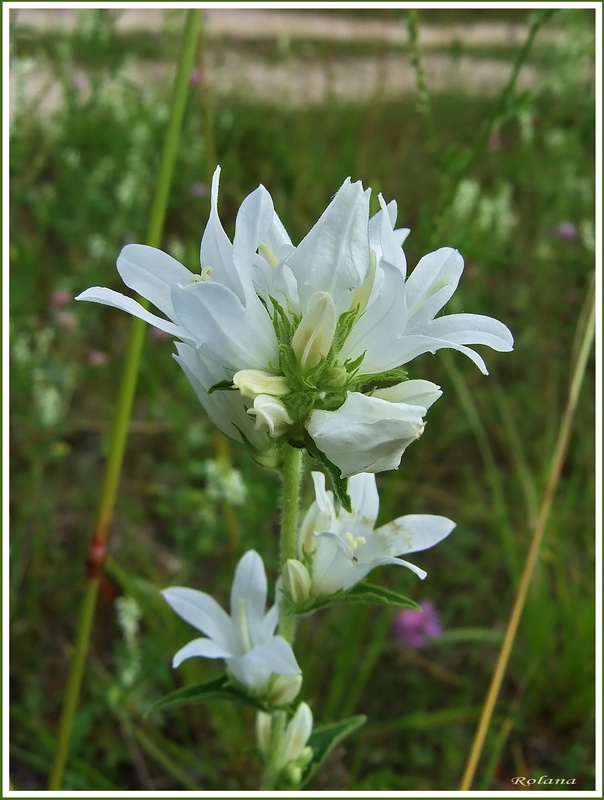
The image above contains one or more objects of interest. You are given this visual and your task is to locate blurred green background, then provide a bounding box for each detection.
[9,6,596,791]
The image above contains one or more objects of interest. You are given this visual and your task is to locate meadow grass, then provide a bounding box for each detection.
[9,7,596,791]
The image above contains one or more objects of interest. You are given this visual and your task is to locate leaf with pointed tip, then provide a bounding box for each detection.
[145,675,268,716]
[345,581,421,610]
[290,582,420,616]
[300,715,367,788]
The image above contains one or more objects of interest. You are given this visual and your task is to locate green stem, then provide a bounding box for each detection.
[278,445,304,643]
[259,446,304,790]
[47,11,201,790]
[260,711,287,791]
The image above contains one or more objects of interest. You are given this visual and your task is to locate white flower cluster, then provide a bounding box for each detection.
[77,166,512,482]
[79,169,513,788]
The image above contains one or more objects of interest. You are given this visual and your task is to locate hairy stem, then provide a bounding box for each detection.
[278,445,304,643]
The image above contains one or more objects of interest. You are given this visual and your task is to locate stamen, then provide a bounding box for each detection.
[259,242,279,268]
[343,532,366,552]
[238,597,252,653]
[191,266,215,282]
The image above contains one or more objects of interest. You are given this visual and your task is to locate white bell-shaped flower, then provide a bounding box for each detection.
[162,550,301,696]
[300,472,455,595]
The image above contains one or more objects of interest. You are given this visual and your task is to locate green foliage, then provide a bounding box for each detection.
[146,675,269,716]
[301,715,367,788]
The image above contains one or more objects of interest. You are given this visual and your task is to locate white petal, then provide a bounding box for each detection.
[172,636,233,668]
[171,282,278,371]
[309,472,336,519]
[307,392,426,478]
[173,343,270,451]
[368,194,406,275]
[347,473,379,526]
[341,263,408,373]
[426,313,514,352]
[287,179,371,314]
[199,166,244,299]
[230,550,268,638]
[243,636,301,676]
[233,184,276,302]
[162,587,234,649]
[405,247,464,326]
[226,654,271,692]
[75,287,189,340]
[370,555,428,580]
[260,603,280,640]
[373,379,442,409]
[116,243,193,319]
[375,514,455,554]
[391,333,492,374]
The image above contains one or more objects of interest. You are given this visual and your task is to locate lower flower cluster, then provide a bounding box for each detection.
[161,470,455,787]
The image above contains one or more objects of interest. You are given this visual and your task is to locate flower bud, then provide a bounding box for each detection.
[266,673,303,706]
[292,291,337,372]
[255,711,272,757]
[248,395,294,437]
[282,559,312,605]
[233,369,290,399]
[323,365,348,389]
[281,702,313,766]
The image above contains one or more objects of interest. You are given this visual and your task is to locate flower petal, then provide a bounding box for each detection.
[392,334,491,375]
[347,473,379,527]
[199,166,242,298]
[341,263,408,373]
[171,281,278,372]
[75,287,190,341]
[375,514,455,555]
[307,392,426,477]
[116,243,193,319]
[172,636,233,668]
[286,179,371,314]
[404,247,464,327]
[230,550,268,637]
[161,587,234,650]
[242,636,301,676]
[372,379,442,409]
[425,313,514,352]
[173,343,270,451]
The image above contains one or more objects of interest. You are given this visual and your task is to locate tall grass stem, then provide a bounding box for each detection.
[47,11,201,789]
[459,278,595,790]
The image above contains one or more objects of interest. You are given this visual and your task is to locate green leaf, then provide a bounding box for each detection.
[290,582,420,616]
[354,367,409,394]
[301,715,367,788]
[304,433,351,512]
[344,581,421,610]
[207,379,236,394]
[145,675,268,716]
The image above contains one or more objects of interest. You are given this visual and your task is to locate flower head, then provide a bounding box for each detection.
[392,601,442,649]
[77,168,513,477]
[162,550,300,698]
[297,472,455,596]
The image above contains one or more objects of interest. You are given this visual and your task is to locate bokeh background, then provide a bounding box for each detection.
[9,6,596,791]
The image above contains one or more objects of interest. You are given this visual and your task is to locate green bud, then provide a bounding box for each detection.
[266,674,303,707]
[282,559,312,605]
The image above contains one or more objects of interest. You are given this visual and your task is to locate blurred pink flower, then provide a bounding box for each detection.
[87,349,109,367]
[55,310,79,332]
[392,601,442,649]
[52,289,73,308]
[555,221,579,241]
[190,181,209,198]
[190,68,203,86]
